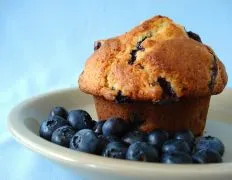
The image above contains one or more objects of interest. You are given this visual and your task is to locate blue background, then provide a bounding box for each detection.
[0,0,231,179]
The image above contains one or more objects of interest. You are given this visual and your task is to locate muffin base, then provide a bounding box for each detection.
[93,96,211,136]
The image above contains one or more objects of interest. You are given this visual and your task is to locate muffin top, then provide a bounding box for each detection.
[78,15,227,103]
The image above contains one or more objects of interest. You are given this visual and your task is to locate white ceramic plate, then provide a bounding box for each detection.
[8,88,232,180]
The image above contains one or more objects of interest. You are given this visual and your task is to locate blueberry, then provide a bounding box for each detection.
[126,142,159,162]
[96,135,122,155]
[90,120,96,129]
[187,31,202,43]
[51,125,76,147]
[96,135,110,154]
[49,106,68,119]
[147,130,169,149]
[174,130,194,147]
[94,41,101,51]
[192,149,222,164]
[93,120,105,134]
[122,131,146,145]
[161,151,192,164]
[70,129,99,154]
[68,110,93,130]
[105,135,121,142]
[97,134,109,142]
[102,117,128,137]
[195,136,225,156]
[102,141,128,159]
[39,116,69,141]
[162,139,191,154]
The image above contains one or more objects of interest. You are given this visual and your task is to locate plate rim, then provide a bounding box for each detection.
[7,87,232,177]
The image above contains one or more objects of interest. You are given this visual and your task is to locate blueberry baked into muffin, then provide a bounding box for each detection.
[78,15,227,135]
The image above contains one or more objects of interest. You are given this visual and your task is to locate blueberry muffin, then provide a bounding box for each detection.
[78,15,227,135]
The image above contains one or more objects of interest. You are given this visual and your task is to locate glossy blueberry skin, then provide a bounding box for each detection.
[192,149,222,164]
[102,117,128,137]
[161,151,192,164]
[174,130,194,147]
[126,142,159,162]
[70,129,99,154]
[162,139,191,154]
[93,120,105,134]
[49,106,68,120]
[195,136,225,156]
[102,141,128,159]
[147,130,169,149]
[68,110,93,130]
[51,125,76,147]
[39,116,69,141]
[122,131,146,145]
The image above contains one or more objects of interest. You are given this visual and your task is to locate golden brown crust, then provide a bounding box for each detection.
[78,15,227,102]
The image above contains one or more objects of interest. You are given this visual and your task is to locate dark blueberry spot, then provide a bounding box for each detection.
[102,117,128,137]
[69,129,100,154]
[161,151,192,164]
[192,149,222,163]
[115,90,131,104]
[94,41,101,51]
[174,130,195,148]
[126,142,159,162]
[136,41,145,51]
[51,125,76,147]
[195,136,225,156]
[68,110,93,130]
[162,139,191,154]
[157,77,176,98]
[122,131,147,145]
[49,106,68,120]
[187,31,202,43]
[102,141,128,159]
[128,36,150,65]
[128,50,137,65]
[39,116,69,141]
[147,130,169,149]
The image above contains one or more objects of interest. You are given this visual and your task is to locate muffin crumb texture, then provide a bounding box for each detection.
[78,15,227,102]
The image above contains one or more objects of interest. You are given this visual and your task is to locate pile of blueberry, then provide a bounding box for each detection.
[39,107,225,164]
